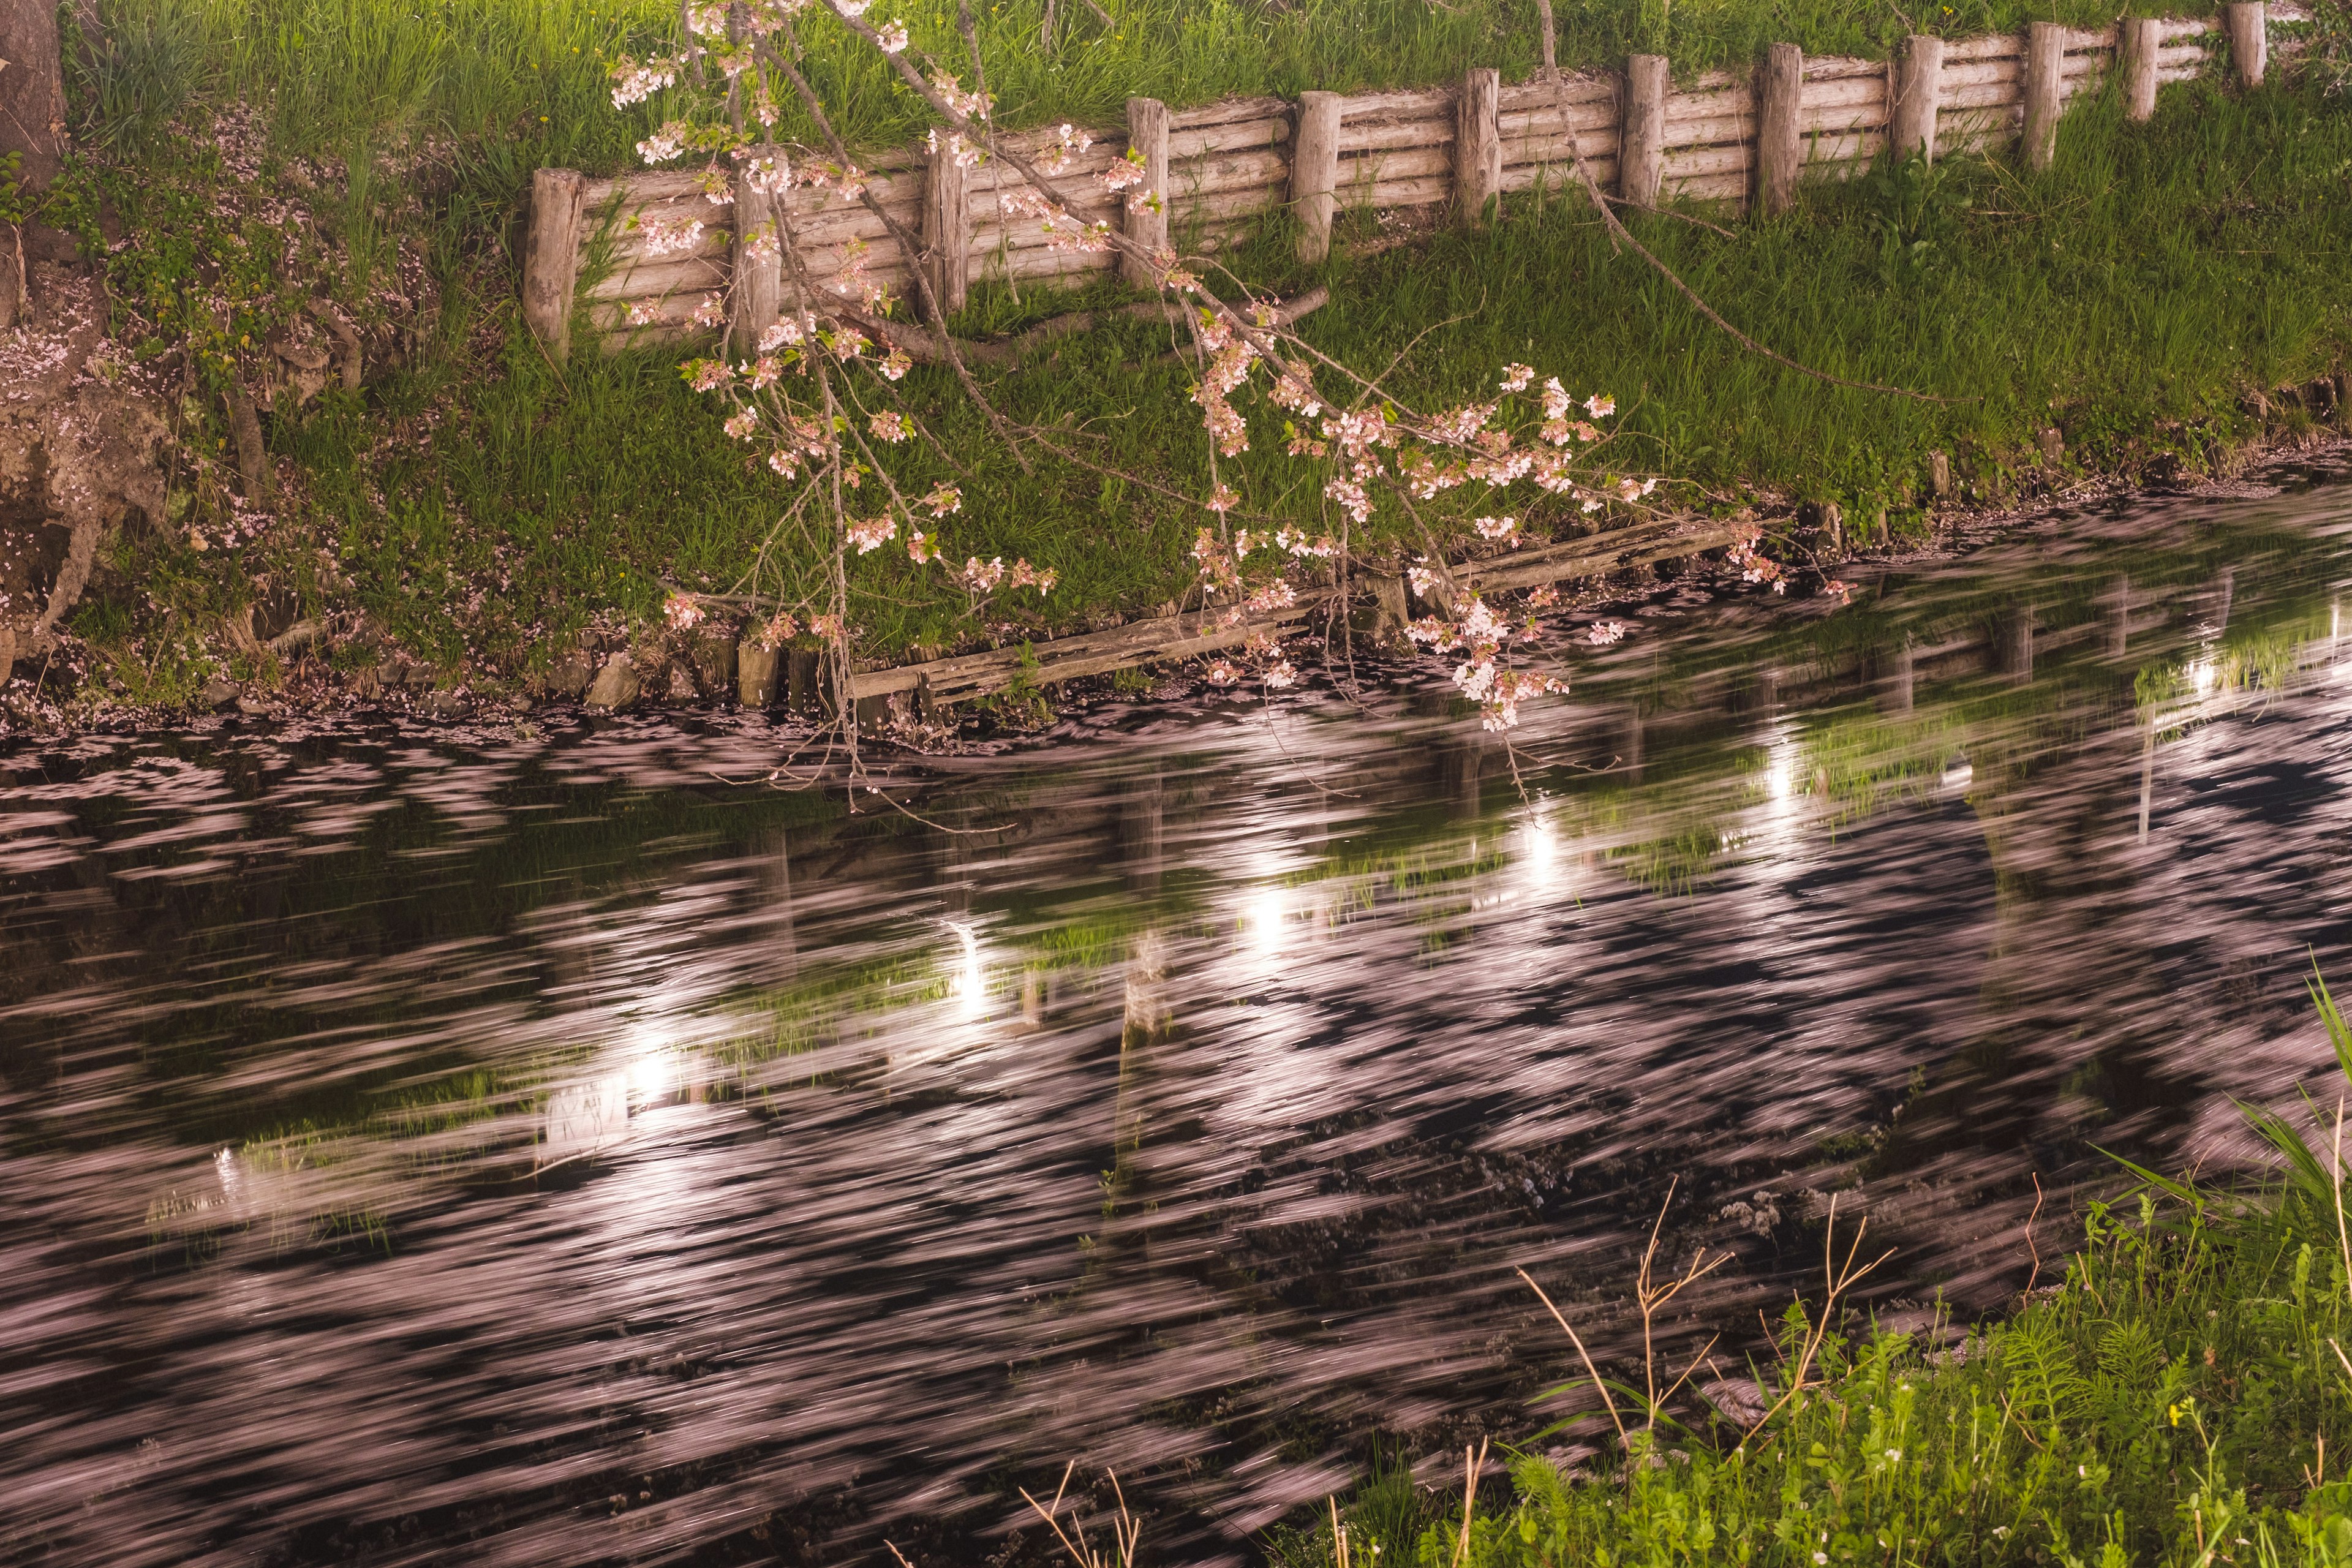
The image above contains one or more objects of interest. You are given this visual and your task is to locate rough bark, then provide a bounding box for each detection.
[1757,43,1804,216]
[1890,34,1945,163]
[0,0,68,189]
[1620,55,1668,207]
[1291,91,1343,263]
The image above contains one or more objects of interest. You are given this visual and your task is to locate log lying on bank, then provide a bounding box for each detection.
[843,510,1746,710]
[836,285,1330,369]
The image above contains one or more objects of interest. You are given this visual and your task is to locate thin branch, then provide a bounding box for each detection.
[1516,1265,1630,1448]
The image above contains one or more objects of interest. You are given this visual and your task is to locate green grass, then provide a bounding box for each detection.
[37,0,2352,702]
[1252,982,2352,1568]
[242,69,2351,682]
[77,0,2255,168]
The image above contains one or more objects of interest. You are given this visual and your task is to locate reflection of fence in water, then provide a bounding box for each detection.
[522,4,2295,359]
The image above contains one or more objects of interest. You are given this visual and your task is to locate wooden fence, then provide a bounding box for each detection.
[522,1,2297,361]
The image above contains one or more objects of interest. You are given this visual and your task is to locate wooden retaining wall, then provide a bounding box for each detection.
[522,2,2301,358]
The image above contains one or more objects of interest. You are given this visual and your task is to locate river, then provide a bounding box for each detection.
[7,459,2352,1566]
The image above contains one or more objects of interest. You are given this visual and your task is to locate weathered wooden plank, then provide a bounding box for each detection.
[1802,129,1890,167]
[1801,74,1888,111]
[1169,116,1291,160]
[1501,156,1619,193]
[586,254,729,302]
[1166,183,1287,223]
[1664,86,1755,126]
[1943,56,2026,88]
[1455,515,1747,594]
[1169,146,1292,197]
[1662,141,1754,178]
[1943,80,2027,111]
[1172,94,1291,129]
[1662,111,1758,149]
[1340,144,1454,182]
[1340,86,1457,121]
[1340,116,1455,154]
[1356,172,1453,208]
[1945,32,2025,61]
[1806,55,1887,81]
[1502,128,1623,165]
[1498,99,1622,138]
[1498,74,1617,112]
[1663,169,1750,202]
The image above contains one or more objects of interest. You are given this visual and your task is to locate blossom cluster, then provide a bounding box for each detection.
[1727,530,1787,594]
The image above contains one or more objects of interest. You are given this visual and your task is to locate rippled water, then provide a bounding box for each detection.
[10,462,2352,1566]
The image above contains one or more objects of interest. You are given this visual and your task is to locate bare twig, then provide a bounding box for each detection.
[2023,1172,2045,1298]
[1516,1265,1629,1447]
[1450,1439,1487,1568]
[2332,1096,2352,1295]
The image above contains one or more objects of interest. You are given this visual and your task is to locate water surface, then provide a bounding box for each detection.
[9,464,2352,1565]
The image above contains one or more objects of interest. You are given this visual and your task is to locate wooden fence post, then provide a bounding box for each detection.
[1757,42,1803,216]
[1455,67,1501,229]
[1292,90,1343,262]
[2120,16,2162,121]
[1890,34,1944,162]
[1621,55,1667,207]
[1121,96,1170,286]
[729,153,782,356]
[922,140,970,316]
[2022,21,2065,171]
[2226,1,2266,86]
[523,167,585,363]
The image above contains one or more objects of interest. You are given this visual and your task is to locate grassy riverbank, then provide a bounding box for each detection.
[1260,1076,2352,1564]
[20,0,2352,716]
[78,0,2266,164]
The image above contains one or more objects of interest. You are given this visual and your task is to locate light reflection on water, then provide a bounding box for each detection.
[9,462,2352,1563]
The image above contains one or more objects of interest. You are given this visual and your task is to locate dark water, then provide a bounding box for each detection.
[10,462,2352,1566]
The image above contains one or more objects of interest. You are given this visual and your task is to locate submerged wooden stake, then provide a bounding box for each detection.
[2226,1,2266,87]
[1889,34,1944,163]
[1621,54,1668,207]
[1121,96,1170,287]
[1292,90,1343,262]
[1757,43,1803,216]
[2022,22,2065,172]
[522,167,585,363]
[2120,16,2162,123]
[1455,66,1502,229]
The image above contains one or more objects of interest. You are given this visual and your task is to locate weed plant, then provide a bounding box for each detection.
[1255,978,2352,1568]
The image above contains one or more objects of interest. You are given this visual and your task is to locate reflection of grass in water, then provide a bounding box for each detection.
[2136,605,2338,723]
[1605,823,1728,898]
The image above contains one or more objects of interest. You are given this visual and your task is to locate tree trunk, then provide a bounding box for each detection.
[0,0,69,189]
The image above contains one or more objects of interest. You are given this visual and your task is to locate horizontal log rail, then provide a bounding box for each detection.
[521,4,2301,358]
